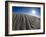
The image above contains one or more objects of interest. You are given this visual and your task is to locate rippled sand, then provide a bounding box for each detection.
[12,13,40,30]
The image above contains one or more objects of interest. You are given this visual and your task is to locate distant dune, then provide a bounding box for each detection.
[12,13,40,30]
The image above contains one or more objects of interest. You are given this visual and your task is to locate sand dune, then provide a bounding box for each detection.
[12,13,40,30]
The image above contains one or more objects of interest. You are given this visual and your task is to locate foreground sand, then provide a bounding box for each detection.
[12,13,40,30]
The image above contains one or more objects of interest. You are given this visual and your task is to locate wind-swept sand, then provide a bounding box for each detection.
[12,13,40,30]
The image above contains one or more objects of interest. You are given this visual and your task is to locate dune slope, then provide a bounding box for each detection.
[12,13,40,30]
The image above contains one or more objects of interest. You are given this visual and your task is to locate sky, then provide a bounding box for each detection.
[12,6,41,17]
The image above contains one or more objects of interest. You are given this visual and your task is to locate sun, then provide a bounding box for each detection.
[32,9,36,15]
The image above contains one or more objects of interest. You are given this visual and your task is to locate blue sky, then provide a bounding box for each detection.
[12,6,41,17]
